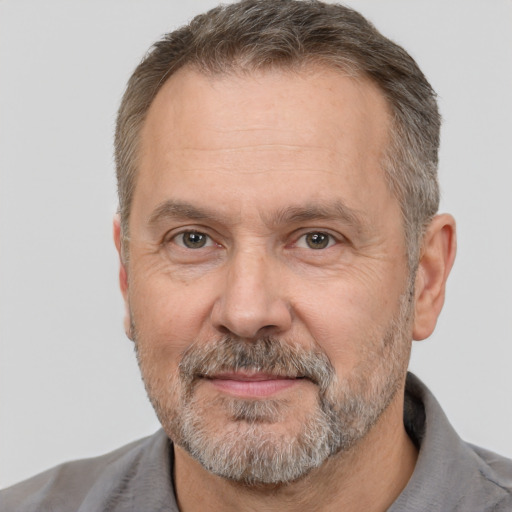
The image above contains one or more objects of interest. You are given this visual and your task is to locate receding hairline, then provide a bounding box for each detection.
[139,60,391,142]
[133,58,392,190]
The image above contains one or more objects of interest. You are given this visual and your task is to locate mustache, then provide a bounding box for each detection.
[178,336,336,392]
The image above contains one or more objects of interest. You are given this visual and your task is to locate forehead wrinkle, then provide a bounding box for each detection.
[262,201,367,234]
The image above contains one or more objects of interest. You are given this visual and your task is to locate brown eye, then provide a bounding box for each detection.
[178,231,210,249]
[304,232,332,249]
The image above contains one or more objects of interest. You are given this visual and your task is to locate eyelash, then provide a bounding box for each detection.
[294,231,338,250]
[167,229,341,251]
[171,230,216,249]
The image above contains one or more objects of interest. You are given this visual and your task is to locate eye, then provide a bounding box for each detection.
[173,231,213,249]
[296,232,336,250]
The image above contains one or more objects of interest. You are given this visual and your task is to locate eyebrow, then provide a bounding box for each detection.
[147,199,366,233]
[268,202,365,231]
[148,200,229,227]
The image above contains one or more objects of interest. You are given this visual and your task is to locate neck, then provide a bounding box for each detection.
[173,389,417,512]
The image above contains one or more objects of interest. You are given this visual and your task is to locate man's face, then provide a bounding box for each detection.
[121,66,414,484]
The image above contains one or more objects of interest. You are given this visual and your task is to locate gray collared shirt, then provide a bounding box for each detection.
[1,373,511,511]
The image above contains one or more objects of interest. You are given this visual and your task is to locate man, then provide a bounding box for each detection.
[1,0,511,510]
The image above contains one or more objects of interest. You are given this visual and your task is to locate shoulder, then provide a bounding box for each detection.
[394,373,512,511]
[467,443,512,509]
[0,430,174,512]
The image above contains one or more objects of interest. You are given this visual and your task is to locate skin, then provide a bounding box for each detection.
[114,66,456,512]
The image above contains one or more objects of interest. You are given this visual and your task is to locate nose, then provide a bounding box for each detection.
[210,249,292,340]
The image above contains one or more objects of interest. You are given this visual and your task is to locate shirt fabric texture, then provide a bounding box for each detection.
[1,373,511,511]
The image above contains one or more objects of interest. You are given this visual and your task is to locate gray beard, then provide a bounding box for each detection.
[134,289,413,486]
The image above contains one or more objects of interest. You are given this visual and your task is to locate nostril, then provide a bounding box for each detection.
[216,324,233,336]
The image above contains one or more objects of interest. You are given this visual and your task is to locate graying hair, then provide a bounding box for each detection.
[115,0,440,268]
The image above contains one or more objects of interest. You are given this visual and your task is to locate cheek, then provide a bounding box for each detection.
[128,270,219,358]
[295,277,400,372]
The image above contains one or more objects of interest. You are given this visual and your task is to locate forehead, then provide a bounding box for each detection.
[134,65,396,229]
[141,64,391,156]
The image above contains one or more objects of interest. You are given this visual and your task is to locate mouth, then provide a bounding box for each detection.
[202,371,306,398]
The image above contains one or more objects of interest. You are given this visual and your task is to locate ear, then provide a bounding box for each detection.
[413,214,457,341]
[113,214,133,340]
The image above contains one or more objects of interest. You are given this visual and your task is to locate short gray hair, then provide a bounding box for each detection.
[115,0,440,268]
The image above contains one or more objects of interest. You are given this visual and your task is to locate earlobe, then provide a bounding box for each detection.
[412,214,457,341]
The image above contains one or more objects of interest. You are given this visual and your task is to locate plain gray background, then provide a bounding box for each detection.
[1,0,511,489]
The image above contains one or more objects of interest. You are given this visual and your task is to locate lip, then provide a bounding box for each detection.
[204,372,303,398]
